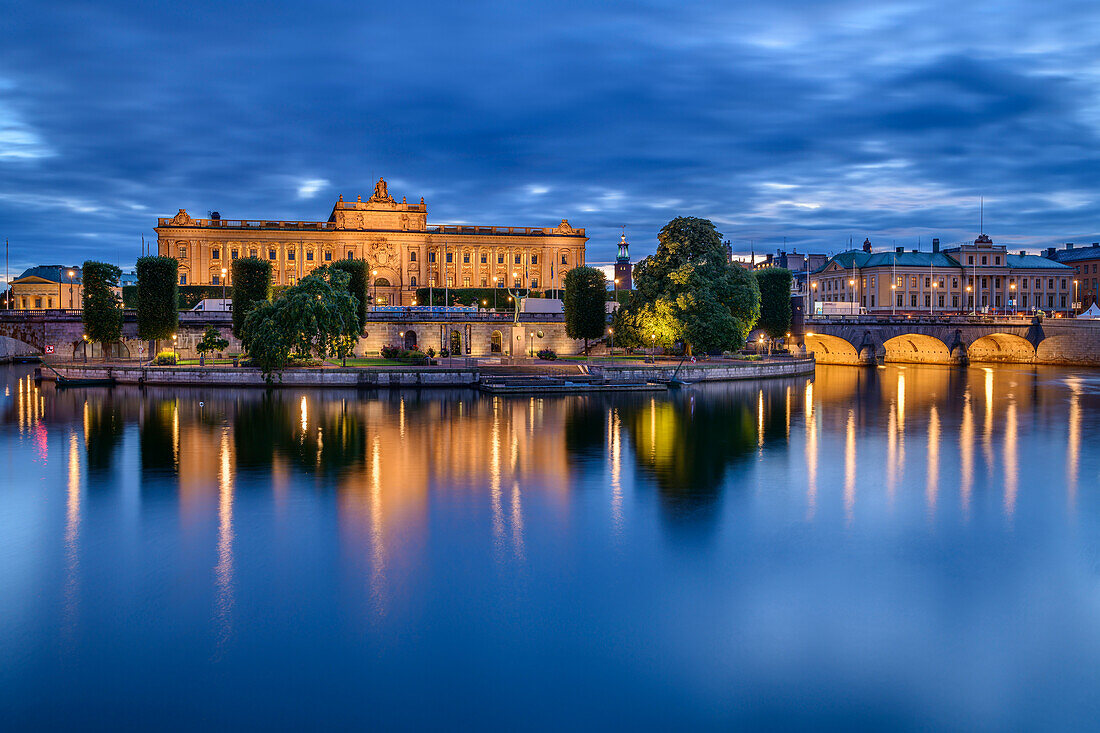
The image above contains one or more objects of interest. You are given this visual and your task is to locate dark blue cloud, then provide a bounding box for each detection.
[3,0,1100,281]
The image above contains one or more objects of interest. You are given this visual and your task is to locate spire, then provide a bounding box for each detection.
[617,228,630,262]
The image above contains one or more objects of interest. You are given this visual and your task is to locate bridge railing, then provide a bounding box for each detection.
[806,313,1039,326]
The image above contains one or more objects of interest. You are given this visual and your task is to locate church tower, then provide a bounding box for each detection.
[614,232,632,290]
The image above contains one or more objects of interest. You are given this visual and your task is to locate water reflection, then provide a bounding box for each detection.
[5,363,1100,727]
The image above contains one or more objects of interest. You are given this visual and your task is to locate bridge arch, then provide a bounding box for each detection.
[968,333,1035,363]
[804,333,861,365]
[881,333,953,365]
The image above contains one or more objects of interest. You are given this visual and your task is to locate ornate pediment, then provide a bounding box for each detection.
[169,209,195,226]
[554,219,576,235]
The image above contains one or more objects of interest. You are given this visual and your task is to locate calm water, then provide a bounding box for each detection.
[2,364,1099,729]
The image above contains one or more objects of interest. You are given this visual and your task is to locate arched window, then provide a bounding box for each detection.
[375,278,391,287]
[490,330,503,354]
[410,276,417,287]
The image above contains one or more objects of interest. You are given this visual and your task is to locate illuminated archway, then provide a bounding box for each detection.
[490,330,503,354]
[803,333,860,365]
[882,333,953,365]
[403,330,418,350]
[968,333,1035,363]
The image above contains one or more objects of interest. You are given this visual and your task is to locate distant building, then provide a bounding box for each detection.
[613,233,632,290]
[155,177,588,305]
[753,247,830,300]
[1044,242,1100,310]
[11,265,83,310]
[809,235,1074,315]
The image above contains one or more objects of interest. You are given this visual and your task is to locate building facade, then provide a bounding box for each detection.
[11,266,83,310]
[155,178,588,306]
[1044,242,1100,311]
[809,235,1075,315]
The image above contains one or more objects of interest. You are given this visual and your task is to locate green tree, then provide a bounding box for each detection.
[136,256,178,357]
[196,325,230,361]
[231,257,273,338]
[81,261,123,358]
[331,259,369,330]
[240,266,359,381]
[754,268,793,349]
[621,217,760,354]
[563,266,607,355]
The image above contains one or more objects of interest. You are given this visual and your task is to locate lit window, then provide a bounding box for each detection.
[463,276,470,287]
[212,249,220,260]
[561,254,568,265]
[463,252,470,264]
[410,251,417,262]
[268,249,276,260]
[531,255,538,265]
[324,251,332,262]
[212,274,220,285]
[306,250,313,261]
[179,246,187,258]
[249,249,257,258]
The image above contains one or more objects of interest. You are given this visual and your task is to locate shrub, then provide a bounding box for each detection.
[155,350,177,365]
[425,347,436,358]
[439,348,450,357]
[380,344,401,359]
[537,348,558,360]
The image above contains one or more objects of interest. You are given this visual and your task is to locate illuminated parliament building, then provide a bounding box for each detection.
[155,177,588,306]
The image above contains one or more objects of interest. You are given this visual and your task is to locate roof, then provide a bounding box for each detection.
[814,249,1073,273]
[813,250,960,273]
[1048,246,1100,263]
[12,265,83,284]
[1005,254,1072,270]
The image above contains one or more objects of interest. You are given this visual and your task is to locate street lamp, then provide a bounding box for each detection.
[930,280,936,316]
[650,333,656,363]
[82,333,88,363]
[608,326,614,363]
[890,283,896,316]
[221,267,228,310]
[1074,279,1079,313]
[1010,281,1016,316]
[966,285,973,315]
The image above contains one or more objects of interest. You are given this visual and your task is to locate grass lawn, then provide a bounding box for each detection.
[177,359,235,365]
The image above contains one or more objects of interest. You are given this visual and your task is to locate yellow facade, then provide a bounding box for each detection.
[11,276,81,311]
[155,178,588,305]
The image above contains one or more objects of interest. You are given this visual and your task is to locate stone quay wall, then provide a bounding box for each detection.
[43,364,480,388]
[589,357,816,383]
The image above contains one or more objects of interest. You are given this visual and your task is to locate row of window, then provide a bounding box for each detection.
[819,276,1069,291]
[1074,263,1099,274]
[824,293,1069,309]
[177,246,571,267]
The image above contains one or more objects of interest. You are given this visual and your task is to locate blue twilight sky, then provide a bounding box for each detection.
[2,0,1100,281]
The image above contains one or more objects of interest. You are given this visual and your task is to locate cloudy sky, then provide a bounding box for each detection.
[2,0,1100,280]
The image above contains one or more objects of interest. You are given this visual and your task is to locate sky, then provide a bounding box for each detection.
[3,0,1100,282]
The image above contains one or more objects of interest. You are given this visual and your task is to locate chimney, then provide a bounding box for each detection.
[1046,247,1056,258]
[895,246,904,253]
[912,248,919,253]
[1066,242,1074,249]
[1093,242,1099,248]
[1019,250,1026,256]
[932,238,940,253]
[862,238,872,253]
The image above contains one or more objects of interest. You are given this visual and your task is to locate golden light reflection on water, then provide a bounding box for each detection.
[1003,397,1018,521]
[62,429,81,637]
[926,404,940,520]
[960,390,974,519]
[1066,377,1081,517]
[804,381,817,521]
[609,408,623,538]
[844,409,856,527]
[214,428,234,655]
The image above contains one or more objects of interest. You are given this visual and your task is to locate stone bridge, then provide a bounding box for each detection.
[802,315,1100,366]
[0,309,581,360]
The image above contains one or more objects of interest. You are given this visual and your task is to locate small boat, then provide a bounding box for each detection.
[54,375,116,388]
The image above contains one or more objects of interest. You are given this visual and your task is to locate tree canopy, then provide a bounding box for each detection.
[136,256,178,342]
[231,257,272,338]
[81,261,123,349]
[240,266,359,381]
[563,266,607,354]
[754,267,793,340]
[616,217,760,354]
[196,325,230,356]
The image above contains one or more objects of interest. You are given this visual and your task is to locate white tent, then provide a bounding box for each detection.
[1077,303,1100,319]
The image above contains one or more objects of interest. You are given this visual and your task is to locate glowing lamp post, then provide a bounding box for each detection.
[221,267,228,310]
